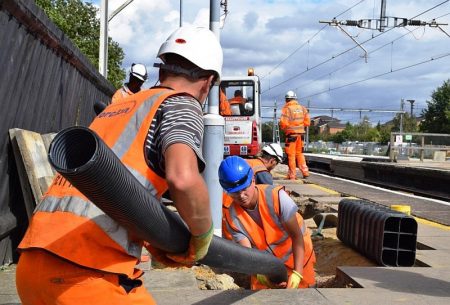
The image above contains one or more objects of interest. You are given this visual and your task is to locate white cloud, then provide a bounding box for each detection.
[90,0,450,123]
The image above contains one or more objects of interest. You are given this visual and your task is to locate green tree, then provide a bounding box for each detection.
[261,121,274,143]
[420,79,450,133]
[36,0,125,88]
[376,121,391,145]
[391,113,418,133]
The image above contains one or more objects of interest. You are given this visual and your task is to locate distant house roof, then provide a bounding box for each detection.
[327,121,347,129]
[312,115,339,122]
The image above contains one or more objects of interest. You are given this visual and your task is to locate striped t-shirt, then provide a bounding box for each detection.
[144,92,205,178]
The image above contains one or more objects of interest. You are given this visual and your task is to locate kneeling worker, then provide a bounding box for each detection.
[246,143,284,185]
[219,156,316,290]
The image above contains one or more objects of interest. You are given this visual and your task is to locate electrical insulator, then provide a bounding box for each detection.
[408,20,422,26]
[345,20,358,26]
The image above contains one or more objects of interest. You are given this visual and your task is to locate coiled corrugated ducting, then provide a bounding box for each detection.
[48,126,287,283]
[337,199,417,267]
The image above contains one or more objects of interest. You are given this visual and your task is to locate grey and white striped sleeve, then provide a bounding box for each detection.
[158,95,205,171]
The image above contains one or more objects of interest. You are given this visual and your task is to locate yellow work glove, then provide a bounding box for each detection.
[143,242,183,268]
[166,224,214,266]
[256,274,279,289]
[287,270,303,289]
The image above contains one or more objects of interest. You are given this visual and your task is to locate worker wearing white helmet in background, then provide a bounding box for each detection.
[111,63,148,103]
[16,26,222,305]
[246,143,284,185]
[280,90,311,179]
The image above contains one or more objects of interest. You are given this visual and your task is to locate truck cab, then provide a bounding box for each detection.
[220,70,262,157]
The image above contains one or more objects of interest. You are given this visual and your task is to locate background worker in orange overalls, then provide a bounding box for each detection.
[15,26,223,305]
[279,90,310,179]
[111,63,148,103]
[219,156,316,290]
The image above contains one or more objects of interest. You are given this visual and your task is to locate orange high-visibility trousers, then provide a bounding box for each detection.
[285,134,309,179]
[16,250,156,305]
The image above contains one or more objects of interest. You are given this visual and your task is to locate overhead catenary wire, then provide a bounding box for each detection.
[260,0,368,80]
[290,25,426,95]
[262,1,450,101]
[299,52,450,100]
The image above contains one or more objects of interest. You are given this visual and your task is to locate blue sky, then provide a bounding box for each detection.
[89,0,450,124]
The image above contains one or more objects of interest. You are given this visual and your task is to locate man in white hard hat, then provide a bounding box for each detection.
[246,143,284,185]
[16,26,222,305]
[111,63,148,103]
[279,90,310,179]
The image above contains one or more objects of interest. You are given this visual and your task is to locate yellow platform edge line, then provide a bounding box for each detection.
[308,183,340,195]
[414,217,450,231]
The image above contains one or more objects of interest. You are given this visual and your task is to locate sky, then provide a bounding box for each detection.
[92,0,449,124]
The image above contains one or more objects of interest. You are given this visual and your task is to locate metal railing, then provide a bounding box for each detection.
[389,132,450,162]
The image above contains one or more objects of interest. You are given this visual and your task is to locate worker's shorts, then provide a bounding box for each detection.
[16,249,156,305]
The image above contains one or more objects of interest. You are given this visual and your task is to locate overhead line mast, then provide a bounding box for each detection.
[320,0,450,57]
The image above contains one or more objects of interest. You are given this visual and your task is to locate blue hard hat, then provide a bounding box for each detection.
[218,156,253,193]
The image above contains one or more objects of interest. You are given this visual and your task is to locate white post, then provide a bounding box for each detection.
[203,0,224,237]
[99,0,108,77]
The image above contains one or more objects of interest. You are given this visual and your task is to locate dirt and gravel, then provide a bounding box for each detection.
[151,219,376,290]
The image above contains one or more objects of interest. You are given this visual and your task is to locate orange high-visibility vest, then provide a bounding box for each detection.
[111,85,133,104]
[280,100,310,135]
[246,158,268,175]
[219,90,231,115]
[19,88,181,277]
[229,96,247,105]
[223,185,314,269]
[222,159,267,240]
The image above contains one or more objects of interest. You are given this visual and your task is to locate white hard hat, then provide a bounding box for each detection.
[130,63,148,81]
[285,90,297,100]
[262,143,284,162]
[157,26,223,82]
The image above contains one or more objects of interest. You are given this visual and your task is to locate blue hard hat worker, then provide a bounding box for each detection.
[218,156,254,193]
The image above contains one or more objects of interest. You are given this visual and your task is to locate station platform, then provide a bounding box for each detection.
[305,153,450,203]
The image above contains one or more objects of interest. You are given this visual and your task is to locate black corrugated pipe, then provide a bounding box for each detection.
[48,126,287,283]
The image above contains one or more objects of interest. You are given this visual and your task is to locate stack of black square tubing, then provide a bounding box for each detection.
[337,199,417,266]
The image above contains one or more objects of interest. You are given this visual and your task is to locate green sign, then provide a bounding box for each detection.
[405,135,412,141]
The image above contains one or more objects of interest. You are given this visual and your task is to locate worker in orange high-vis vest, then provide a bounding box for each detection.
[16,26,223,305]
[219,156,316,290]
[279,90,310,179]
[111,63,148,104]
[222,143,284,240]
[219,85,231,116]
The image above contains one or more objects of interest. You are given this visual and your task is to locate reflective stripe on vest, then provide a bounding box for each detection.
[112,90,164,159]
[227,204,269,252]
[283,101,306,135]
[94,90,171,196]
[262,185,292,262]
[35,196,141,258]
